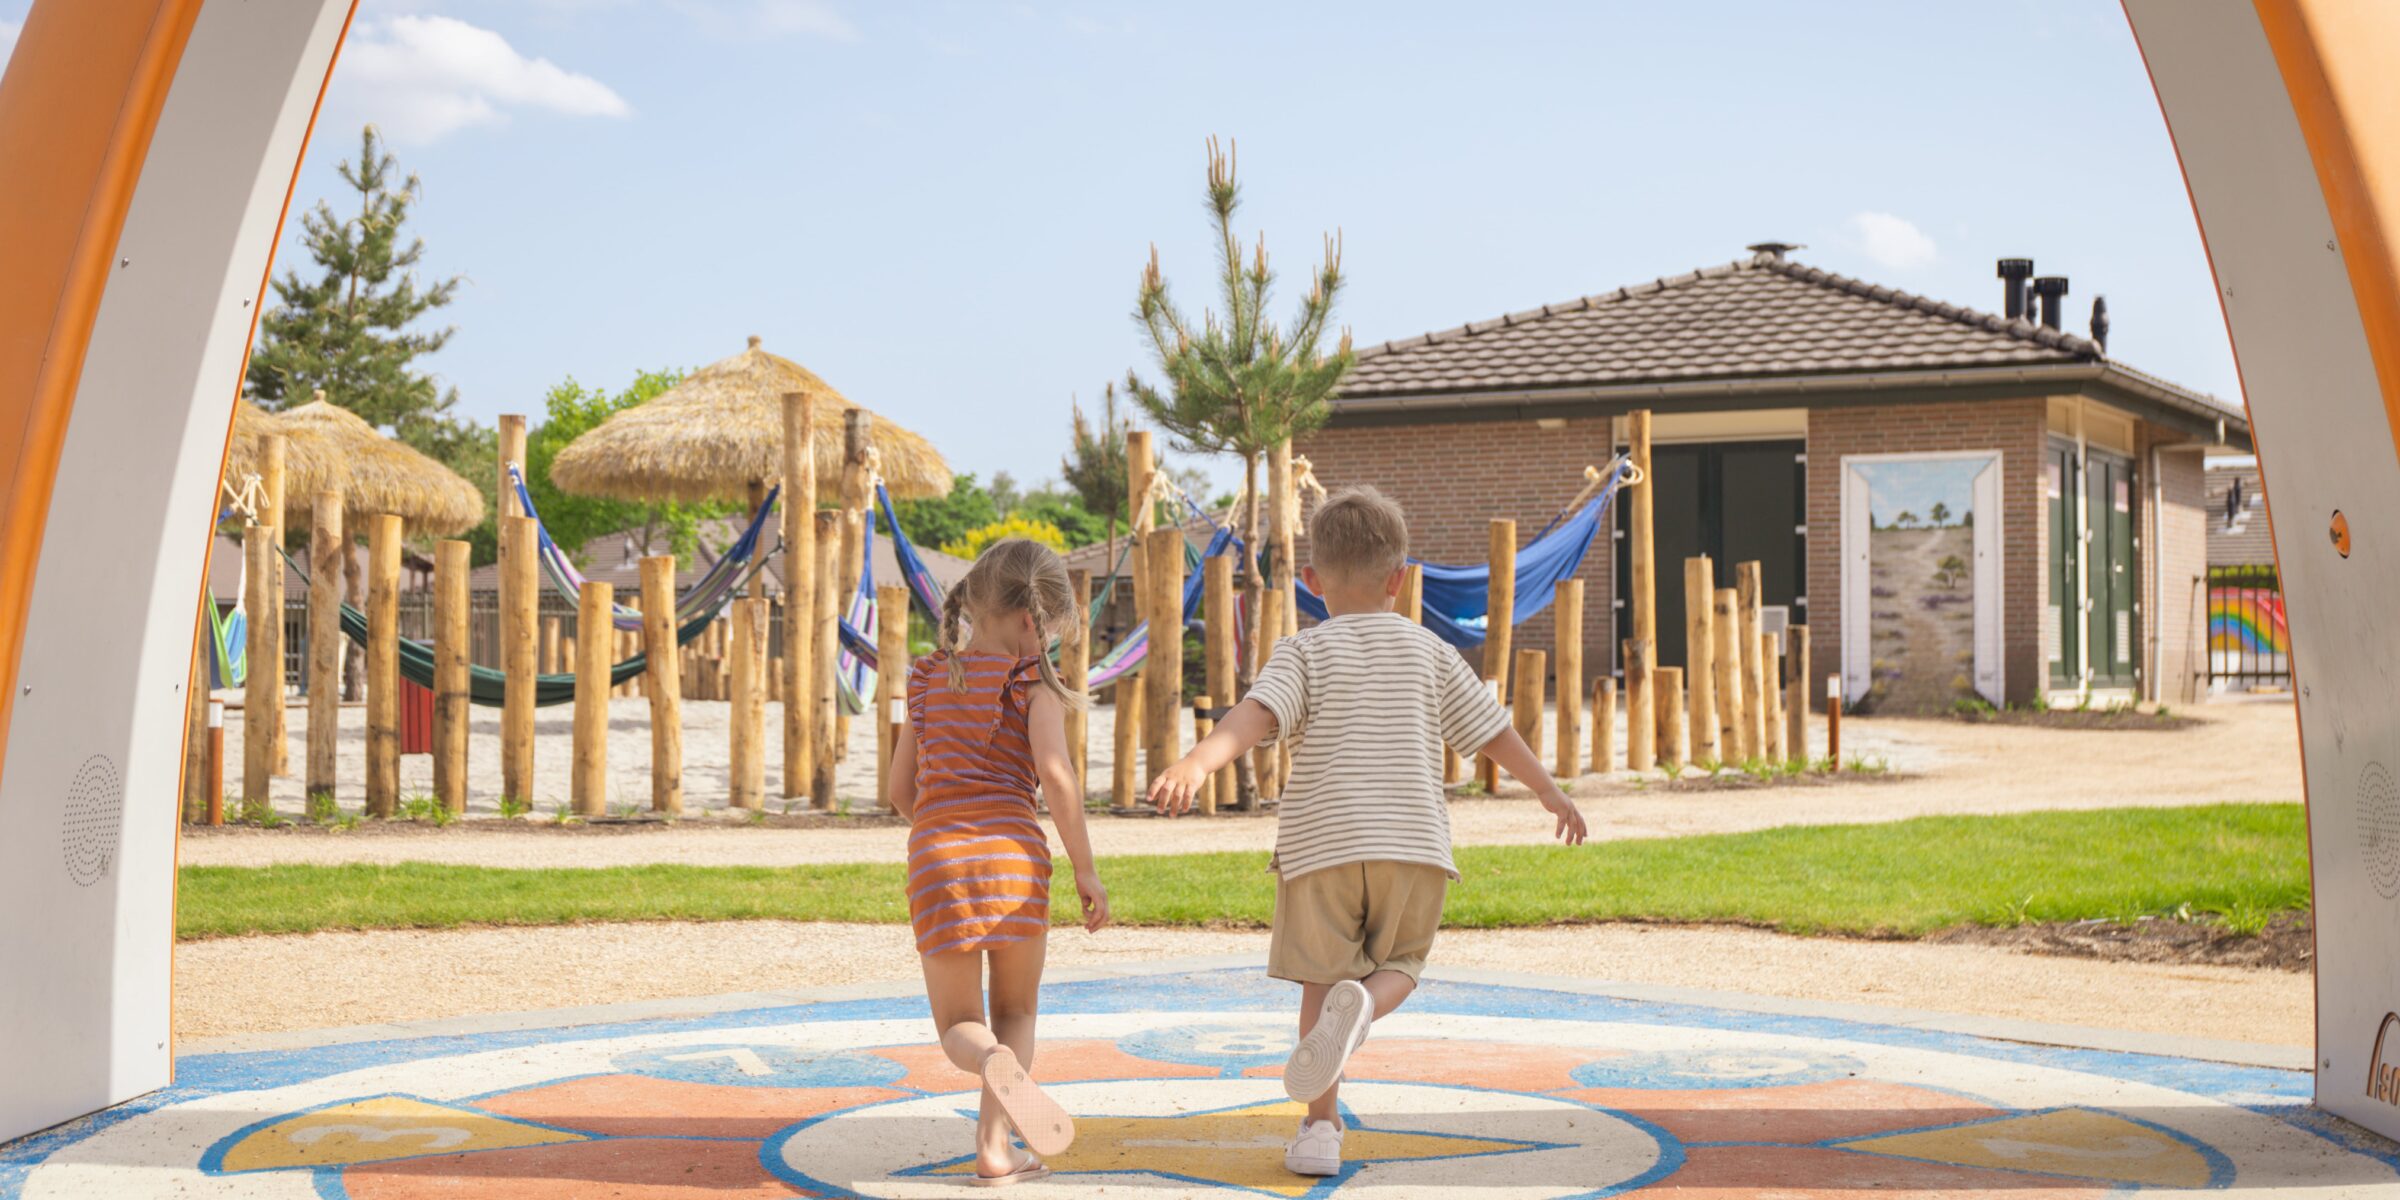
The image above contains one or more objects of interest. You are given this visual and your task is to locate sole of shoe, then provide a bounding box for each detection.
[983,1047,1075,1158]
[1284,979,1371,1103]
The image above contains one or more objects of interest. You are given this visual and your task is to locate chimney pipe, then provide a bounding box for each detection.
[2089,295,2110,353]
[2031,275,2070,330]
[1997,258,2035,320]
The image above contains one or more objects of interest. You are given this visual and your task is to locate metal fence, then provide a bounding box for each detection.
[2200,564,2290,692]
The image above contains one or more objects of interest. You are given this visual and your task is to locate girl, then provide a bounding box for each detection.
[886,538,1109,1187]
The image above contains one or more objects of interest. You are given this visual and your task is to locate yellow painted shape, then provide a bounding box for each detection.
[216,1095,586,1173]
[1845,1107,2212,1189]
[929,1099,1531,1196]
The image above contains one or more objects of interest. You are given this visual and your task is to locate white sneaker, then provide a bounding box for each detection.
[1284,979,1372,1102]
[1285,1118,1344,1176]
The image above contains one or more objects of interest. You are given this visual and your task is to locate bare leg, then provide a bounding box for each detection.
[923,936,1052,1175]
[1298,970,1417,1126]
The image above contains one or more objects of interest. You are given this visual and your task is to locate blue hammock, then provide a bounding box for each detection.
[1295,458,1631,648]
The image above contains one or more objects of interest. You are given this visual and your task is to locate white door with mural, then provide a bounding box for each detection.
[1841,452,2004,711]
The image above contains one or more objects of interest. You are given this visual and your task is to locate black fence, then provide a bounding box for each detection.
[2199,564,2290,692]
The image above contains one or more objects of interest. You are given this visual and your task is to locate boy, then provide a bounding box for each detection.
[1148,485,1588,1178]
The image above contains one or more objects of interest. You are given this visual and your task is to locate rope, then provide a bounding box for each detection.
[221,472,266,526]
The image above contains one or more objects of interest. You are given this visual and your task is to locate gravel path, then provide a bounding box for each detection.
[172,919,2309,1049]
[186,699,2302,869]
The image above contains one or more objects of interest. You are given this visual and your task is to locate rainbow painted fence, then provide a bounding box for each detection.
[2205,566,2289,691]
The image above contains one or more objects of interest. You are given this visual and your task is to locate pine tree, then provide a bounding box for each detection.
[1061,383,1132,580]
[246,125,469,458]
[1125,136,1352,804]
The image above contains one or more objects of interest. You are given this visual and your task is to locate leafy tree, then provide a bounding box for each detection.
[246,126,472,456]
[521,369,735,566]
[892,473,1003,553]
[940,516,1069,560]
[1895,511,1918,529]
[1125,136,1352,807]
[1930,501,1951,527]
[1061,384,1131,570]
[1013,488,1109,548]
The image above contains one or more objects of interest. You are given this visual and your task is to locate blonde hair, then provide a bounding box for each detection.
[938,538,1086,708]
[1308,485,1409,584]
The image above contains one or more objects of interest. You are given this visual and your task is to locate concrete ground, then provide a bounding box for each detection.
[5,962,2387,1198]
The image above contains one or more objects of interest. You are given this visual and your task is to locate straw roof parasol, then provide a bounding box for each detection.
[547,336,954,506]
[224,394,485,536]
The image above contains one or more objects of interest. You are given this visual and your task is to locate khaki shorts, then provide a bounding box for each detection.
[1268,860,1449,985]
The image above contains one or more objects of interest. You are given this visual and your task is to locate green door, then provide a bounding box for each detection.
[2046,442,2080,689]
[2086,451,2138,691]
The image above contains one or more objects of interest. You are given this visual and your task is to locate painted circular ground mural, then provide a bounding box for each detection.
[3,969,2394,1197]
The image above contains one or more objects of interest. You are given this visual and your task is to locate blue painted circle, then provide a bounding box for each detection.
[611,1043,908,1089]
[1570,1048,1865,1091]
[1118,1022,1297,1073]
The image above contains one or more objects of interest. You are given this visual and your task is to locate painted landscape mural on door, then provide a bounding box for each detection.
[1857,459,1981,713]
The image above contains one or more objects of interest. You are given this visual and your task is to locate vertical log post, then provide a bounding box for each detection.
[1192,696,1218,815]
[242,533,274,810]
[434,539,470,815]
[540,617,560,675]
[782,393,816,798]
[1125,429,1156,795]
[1657,666,1686,771]
[1251,583,1286,801]
[1554,579,1583,777]
[1114,682,1144,810]
[1713,587,1744,761]
[1479,677,1504,794]
[811,511,841,808]
[306,491,344,802]
[729,598,764,810]
[260,434,288,776]
[183,600,208,823]
[1268,442,1298,803]
[640,557,683,815]
[876,584,910,810]
[1786,626,1811,766]
[1627,409,1657,771]
[1511,650,1545,787]
[1064,570,1091,795]
[836,409,873,754]
[365,515,402,817]
[1764,633,1788,763]
[1143,527,1185,788]
[573,581,612,816]
[743,480,768,597]
[205,700,225,825]
[1593,677,1617,772]
[1684,556,1719,765]
[1737,562,1766,760]
[1827,674,1844,769]
[1203,554,1235,811]
[502,515,539,808]
[1483,518,1517,784]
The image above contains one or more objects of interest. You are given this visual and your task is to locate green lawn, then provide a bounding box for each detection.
[176,804,2308,941]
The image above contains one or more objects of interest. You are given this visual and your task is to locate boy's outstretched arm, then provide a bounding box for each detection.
[1473,728,1590,845]
[1147,698,1278,816]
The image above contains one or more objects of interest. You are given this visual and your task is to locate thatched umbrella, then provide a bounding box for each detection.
[226,394,484,536]
[547,336,953,505]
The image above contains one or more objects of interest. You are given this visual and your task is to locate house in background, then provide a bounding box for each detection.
[2206,458,2273,567]
[1296,244,2250,712]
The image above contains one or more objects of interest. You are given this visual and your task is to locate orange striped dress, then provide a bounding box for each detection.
[904,651,1053,957]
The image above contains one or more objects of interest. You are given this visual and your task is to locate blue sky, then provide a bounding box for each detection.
[1,1,2237,493]
[1858,459,1985,529]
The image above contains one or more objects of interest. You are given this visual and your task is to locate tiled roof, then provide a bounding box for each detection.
[2205,463,2275,568]
[1337,251,2207,404]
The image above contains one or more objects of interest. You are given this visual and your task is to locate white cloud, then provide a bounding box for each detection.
[754,0,857,41]
[1847,211,1938,271]
[336,14,629,144]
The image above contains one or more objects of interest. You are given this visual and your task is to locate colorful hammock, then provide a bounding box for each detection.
[1086,520,1240,689]
[507,464,778,634]
[206,600,247,690]
[1293,457,1632,648]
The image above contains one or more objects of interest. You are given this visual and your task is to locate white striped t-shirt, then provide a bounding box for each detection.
[1248,611,1512,881]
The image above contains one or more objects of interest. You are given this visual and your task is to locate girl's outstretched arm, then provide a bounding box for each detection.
[886,719,918,820]
[1028,688,1109,931]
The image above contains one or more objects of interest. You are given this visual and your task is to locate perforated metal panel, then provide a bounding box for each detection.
[59,755,121,887]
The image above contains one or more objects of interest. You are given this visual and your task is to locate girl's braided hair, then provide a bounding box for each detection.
[940,538,1086,709]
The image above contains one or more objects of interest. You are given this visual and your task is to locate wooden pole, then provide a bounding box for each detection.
[499,414,527,519]
[1786,626,1812,766]
[1713,586,1744,762]
[433,539,470,815]
[1252,583,1285,801]
[1125,429,1155,792]
[1484,518,1517,692]
[242,534,274,810]
[183,598,208,823]
[836,409,872,752]
[365,514,401,817]
[306,490,343,802]
[1737,561,1766,760]
[573,581,612,816]
[1684,556,1719,765]
[781,392,816,798]
[1593,677,1617,772]
[260,434,287,776]
[1400,562,1424,623]
[502,515,538,808]
[1064,570,1091,795]
[639,557,682,815]
[1192,696,1218,815]
[1143,527,1185,789]
[541,616,561,675]
[811,510,840,809]
[742,480,768,598]
[1479,676,1504,794]
[205,700,224,825]
[1554,579,1583,778]
[1203,554,1235,812]
[1512,649,1545,787]
[1827,674,1843,768]
[1657,666,1686,772]
[1764,633,1787,764]
[876,584,909,810]
[1266,440,1297,805]
[729,597,758,811]
[1627,409,1656,771]
[1113,681,1144,810]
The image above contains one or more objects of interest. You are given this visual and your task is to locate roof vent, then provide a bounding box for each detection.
[2089,295,2110,354]
[2031,275,2070,331]
[1996,258,2035,320]
[1746,242,1802,264]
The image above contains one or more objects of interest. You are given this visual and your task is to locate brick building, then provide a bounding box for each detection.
[1296,245,2250,711]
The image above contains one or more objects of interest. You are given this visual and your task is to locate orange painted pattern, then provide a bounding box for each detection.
[903,652,1052,956]
[343,1136,798,1200]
